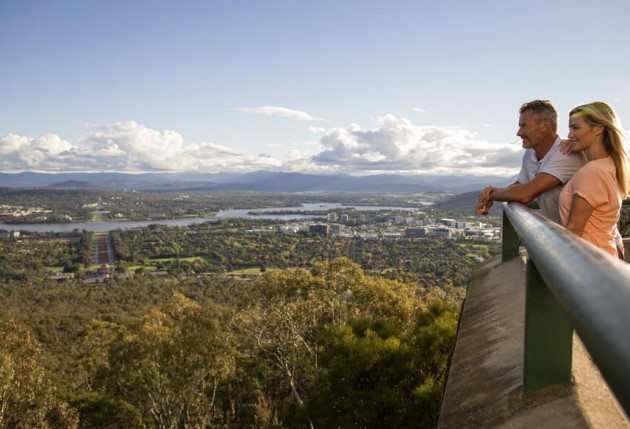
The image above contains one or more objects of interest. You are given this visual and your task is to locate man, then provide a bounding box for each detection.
[476,100,584,223]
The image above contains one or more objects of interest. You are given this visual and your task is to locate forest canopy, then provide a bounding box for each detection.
[0,258,458,428]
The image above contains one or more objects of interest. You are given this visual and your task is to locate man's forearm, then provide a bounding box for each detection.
[489,183,534,204]
[490,174,560,204]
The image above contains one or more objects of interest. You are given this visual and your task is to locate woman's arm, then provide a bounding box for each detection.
[564,194,595,237]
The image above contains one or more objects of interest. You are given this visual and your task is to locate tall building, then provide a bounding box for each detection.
[405,227,427,238]
[309,224,329,236]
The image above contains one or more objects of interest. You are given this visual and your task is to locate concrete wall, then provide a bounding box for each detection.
[438,256,629,428]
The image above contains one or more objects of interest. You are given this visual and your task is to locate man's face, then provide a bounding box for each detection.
[516,110,545,149]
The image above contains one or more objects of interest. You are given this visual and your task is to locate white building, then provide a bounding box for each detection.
[0,230,20,239]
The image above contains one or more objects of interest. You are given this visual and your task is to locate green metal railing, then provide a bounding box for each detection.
[501,202,630,415]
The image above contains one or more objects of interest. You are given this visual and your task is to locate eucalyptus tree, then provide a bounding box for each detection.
[0,319,78,428]
[88,293,235,428]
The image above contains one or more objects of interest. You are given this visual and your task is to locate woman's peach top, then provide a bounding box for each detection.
[558,156,623,257]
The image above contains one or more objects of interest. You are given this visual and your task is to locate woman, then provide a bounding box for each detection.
[558,101,629,257]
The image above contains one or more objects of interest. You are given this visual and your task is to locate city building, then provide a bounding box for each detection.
[405,227,428,238]
[0,230,20,239]
[309,224,329,236]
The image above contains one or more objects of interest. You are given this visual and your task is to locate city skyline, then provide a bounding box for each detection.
[1,0,629,176]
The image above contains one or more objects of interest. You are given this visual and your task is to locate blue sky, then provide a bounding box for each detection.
[1,0,629,175]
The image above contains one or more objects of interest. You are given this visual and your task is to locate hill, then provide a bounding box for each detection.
[0,171,513,194]
[433,190,506,216]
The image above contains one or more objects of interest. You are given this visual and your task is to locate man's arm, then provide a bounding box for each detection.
[488,173,561,204]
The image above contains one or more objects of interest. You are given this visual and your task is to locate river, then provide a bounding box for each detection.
[0,202,428,233]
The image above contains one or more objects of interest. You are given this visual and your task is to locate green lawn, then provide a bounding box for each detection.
[127,265,157,272]
[149,256,207,263]
[231,267,265,274]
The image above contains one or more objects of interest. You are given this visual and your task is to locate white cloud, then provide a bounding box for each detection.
[0,116,524,176]
[0,134,74,170]
[0,122,251,173]
[311,114,523,175]
[237,106,321,121]
[413,107,427,113]
[308,126,326,134]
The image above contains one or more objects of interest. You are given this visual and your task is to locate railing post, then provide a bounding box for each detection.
[523,258,573,394]
[502,210,519,262]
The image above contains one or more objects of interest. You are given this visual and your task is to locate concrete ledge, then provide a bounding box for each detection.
[438,256,629,428]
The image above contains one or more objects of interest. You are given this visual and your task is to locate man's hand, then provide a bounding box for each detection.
[479,185,498,202]
[475,186,498,215]
[475,198,493,215]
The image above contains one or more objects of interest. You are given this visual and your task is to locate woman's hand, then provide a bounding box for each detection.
[560,138,579,155]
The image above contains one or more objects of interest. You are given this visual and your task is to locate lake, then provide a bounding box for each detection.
[0,202,427,233]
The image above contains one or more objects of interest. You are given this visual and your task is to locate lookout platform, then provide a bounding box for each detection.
[438,254,629,428]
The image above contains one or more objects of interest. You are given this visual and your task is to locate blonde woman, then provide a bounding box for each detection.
[559,101,629,257]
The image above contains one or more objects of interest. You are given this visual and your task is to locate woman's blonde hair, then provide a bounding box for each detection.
[570,101,629,196]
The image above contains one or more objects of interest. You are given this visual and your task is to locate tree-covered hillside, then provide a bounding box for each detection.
[1,259,457,428]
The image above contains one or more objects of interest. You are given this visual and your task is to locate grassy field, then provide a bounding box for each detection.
[127,265,157,272]
[149,256,208,263]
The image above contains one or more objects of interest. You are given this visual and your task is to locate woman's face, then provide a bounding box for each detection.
[568,115,602,152]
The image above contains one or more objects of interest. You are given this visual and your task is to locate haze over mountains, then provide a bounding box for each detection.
[0,171,515,194]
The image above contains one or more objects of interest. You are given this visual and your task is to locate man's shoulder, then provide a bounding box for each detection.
[546,142,584,165]
[521,148,537,164]
[539,140,584,183]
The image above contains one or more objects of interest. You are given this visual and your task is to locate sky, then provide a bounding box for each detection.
[1,0,629,177]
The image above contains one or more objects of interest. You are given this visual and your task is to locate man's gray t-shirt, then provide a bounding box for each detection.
[517,136,585,223]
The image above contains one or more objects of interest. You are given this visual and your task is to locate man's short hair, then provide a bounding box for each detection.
[520,99,558,129]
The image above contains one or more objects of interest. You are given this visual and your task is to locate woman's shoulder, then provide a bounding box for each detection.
[574,157,616,185]
[578,157,614,173]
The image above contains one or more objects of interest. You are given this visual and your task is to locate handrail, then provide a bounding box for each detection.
[501,202,630,416]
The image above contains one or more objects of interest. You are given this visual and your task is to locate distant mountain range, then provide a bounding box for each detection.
[0,171,515,194]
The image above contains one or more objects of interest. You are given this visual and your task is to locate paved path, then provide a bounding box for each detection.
[93,233,115,265]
